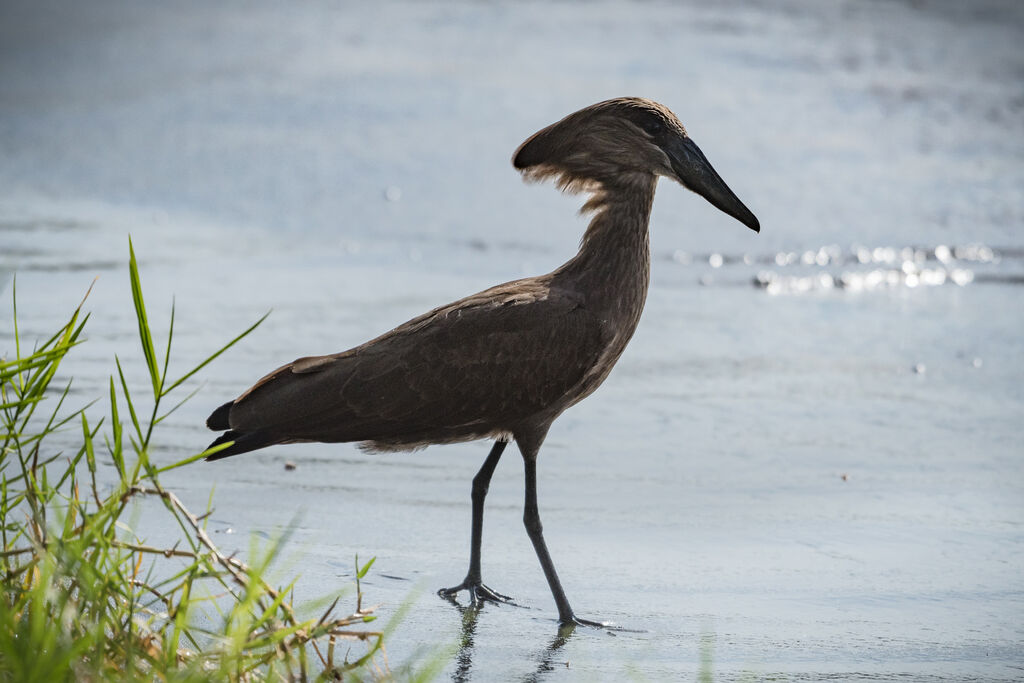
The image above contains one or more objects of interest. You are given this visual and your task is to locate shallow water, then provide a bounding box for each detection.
[2,0,1023,680]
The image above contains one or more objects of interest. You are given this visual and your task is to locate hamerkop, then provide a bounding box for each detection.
[205,97,759,626]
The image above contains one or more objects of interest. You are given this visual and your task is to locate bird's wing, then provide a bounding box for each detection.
[226,280,607,445]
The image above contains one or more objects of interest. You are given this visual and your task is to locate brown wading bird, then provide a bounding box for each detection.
[205,97,759,627]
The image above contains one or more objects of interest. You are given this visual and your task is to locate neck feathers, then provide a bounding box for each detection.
[552,174,657,329]
[577,174,657,256]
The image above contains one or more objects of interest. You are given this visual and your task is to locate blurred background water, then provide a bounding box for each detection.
[1,0,1022,680]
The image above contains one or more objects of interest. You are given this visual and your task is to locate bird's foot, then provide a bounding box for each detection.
[559,614,610,628]
[438,580,519,607]
[558,614,640,631]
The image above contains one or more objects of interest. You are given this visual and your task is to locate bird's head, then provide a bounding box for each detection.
[513,97,759,233]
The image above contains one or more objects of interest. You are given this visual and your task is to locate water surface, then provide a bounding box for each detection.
[2,1,1022,680]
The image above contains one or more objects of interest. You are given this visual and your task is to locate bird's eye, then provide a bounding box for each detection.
[638,117,664,138]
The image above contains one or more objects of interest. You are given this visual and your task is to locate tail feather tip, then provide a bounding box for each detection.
[206,401,233,431]
[204,430,278,461]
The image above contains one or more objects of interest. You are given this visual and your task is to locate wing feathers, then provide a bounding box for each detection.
[292,355,339,373]
[206,279,605,452]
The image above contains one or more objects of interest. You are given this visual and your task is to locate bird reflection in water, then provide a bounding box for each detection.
[442,595,580,683]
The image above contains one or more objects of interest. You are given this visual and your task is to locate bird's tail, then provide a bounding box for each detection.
[206,400,233,430]
[204,400,283,460]
[205,429,280,461]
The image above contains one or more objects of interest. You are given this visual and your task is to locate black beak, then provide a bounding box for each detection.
[668,136,760,233]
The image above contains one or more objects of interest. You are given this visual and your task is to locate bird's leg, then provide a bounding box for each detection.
[521,447,608,628]
[439,438,516,606]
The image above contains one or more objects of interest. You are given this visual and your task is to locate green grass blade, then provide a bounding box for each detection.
[108,378,125,479]
[12,275,20,368]
[0,396,44,411]
[155,442,233,474]
[162,311,269,396]
[128,238,162,399]
[115,356,143,447]
[81,413,96,476]
[357,556,376,579]
[162,298,175,387]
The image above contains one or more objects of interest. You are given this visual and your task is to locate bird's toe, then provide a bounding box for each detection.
[564,615,610,628]
[468,583,516,606]
[438,580,519,608]
[558,614,641,632]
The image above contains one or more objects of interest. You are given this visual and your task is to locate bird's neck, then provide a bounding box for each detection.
[558,175,656,322]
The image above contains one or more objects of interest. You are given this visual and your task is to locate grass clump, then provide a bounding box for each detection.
[1,242,386,681]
